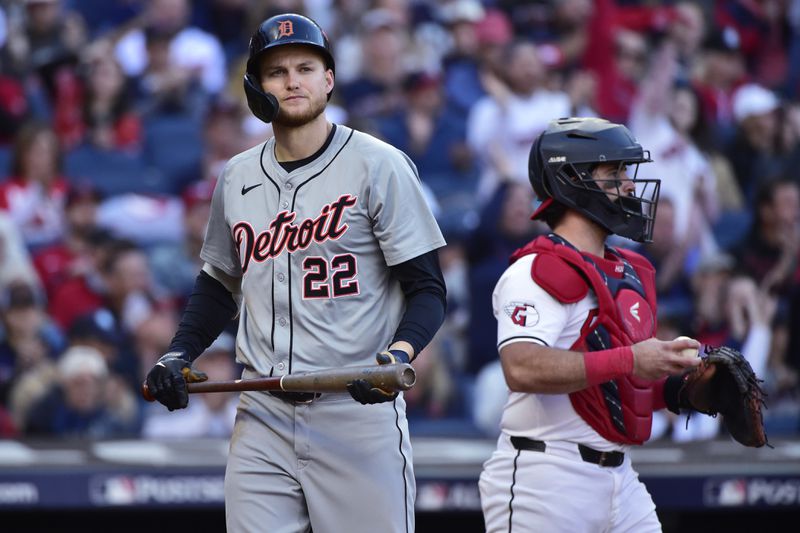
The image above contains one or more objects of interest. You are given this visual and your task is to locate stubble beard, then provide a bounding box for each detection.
[272,94,327,128]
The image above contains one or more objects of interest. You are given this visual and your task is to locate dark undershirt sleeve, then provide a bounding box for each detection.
[168,270,239,362]
[389,250,447,359]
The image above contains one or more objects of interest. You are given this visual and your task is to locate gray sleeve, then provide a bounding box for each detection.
[369,149,446,266]
[199,170,243,278]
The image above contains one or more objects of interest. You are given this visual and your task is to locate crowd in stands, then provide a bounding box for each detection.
[0,0,799,443]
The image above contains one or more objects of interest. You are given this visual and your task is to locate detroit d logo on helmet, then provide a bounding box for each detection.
[277,20,294,38]
[504,302,540,327]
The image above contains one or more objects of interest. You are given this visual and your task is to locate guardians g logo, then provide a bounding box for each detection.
[504,302,539,327]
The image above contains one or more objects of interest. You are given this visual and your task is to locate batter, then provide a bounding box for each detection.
[145,13,447,533]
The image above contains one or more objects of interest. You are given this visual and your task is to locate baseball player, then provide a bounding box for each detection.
[479,117,703,532]
[144,13,447,533]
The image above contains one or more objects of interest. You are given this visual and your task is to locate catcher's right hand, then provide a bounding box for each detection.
[145,351,208,411]
[666,345,768,447]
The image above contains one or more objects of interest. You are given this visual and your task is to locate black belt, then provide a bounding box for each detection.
[510,436,624,467]
[269,391,321,404]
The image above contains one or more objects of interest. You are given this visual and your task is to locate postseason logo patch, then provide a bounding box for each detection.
[503,302,539,327]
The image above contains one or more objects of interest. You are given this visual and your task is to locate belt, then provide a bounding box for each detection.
[268,391,321,404]
[510,436,624,467]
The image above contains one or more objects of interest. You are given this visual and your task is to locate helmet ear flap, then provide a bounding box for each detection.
[528,133,549,200]
[243,73,280,123]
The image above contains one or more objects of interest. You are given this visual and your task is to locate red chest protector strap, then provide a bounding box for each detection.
[511,235,658,445]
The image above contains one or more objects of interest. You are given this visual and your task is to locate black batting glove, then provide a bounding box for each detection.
[145,351,208,411]
[347,349,410,405]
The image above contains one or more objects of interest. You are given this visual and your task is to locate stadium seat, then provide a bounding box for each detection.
[64,144,169,197]
[141,114,205,194]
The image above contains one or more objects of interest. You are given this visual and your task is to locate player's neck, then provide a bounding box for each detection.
[273,118,333,162]
[553,212,607,257]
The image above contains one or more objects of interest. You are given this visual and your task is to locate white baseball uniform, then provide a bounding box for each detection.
[201,124,446,532]
[479,253,661,533]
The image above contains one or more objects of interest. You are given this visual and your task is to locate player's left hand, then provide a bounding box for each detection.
[347,349,410,405]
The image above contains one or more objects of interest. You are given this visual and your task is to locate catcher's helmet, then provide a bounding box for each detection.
[243,13,335,123]
[529,117,660,242]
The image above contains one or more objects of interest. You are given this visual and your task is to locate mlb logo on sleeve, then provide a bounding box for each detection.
[503,302,540,327]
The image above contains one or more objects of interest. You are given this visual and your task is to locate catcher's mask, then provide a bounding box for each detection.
[243,13,335,123]
[529,117,660,243]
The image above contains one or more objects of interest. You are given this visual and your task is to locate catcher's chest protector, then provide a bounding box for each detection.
[512,234,658,444]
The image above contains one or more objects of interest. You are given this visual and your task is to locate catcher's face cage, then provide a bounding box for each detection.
[244,13,335,122]
[549,156,661,243]
[529,117,661,243]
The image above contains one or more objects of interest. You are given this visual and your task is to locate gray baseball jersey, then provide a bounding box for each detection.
[201,124,445,533]
[201,124,445,374]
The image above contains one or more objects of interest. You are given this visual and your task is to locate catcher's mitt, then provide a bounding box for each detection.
[676,345,768,448]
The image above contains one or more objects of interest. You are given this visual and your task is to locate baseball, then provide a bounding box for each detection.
[675,336,699,358]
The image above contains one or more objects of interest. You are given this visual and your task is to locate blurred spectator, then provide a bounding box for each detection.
[374,71,478,239]
[4,0,88,107]
[54,40,141,151]
[115,0,227,98]
[0,210,41,291]
[24,344,139,438]
[726,83,783,202]
[466,39,572,201]
[666,2,707,75]
[524,0,681,124]
[465,182,543,378]
[0,68,31,146]
[404,328,470,435]
[32,181,103,303]
[133,23,210,119]
[714,0,790,89]
[67,307,140,395]
[0,280,62,409]
[337,8,412,123]
[49,237,169,339]
[630,42,721,269]
[198,0,251,65]
[692,26,748,149]
[148,179,215,304]
[202,99,248,181]
[638,197,694,321]
[0,121,69,250]
[734,178,800,394]
[46,227,115,331]
[142,332,238,439]
[437,0,488,115]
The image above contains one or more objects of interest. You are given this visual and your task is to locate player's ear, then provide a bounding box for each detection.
[325,69,334,97]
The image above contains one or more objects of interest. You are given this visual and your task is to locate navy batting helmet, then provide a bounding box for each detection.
[529,117,660,243]
[243,13,335,123]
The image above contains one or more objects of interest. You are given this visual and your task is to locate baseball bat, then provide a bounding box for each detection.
[141,363,416,402]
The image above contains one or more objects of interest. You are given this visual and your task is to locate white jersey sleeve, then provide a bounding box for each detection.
[493,254,571,351]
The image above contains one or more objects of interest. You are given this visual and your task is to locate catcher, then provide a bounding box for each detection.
[479,118,767,533]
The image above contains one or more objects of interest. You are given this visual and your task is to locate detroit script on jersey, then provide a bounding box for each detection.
[233,194,357,273]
